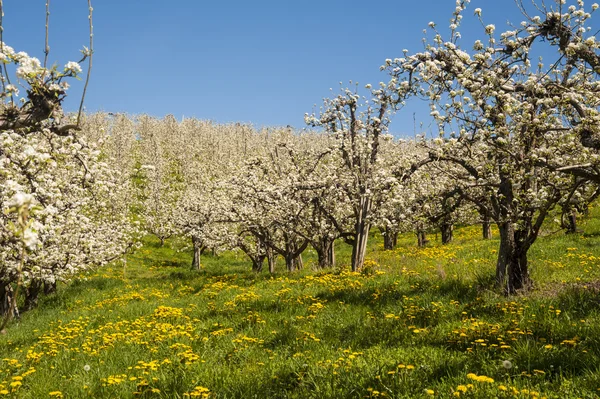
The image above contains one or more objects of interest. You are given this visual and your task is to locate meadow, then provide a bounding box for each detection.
[2,211,600,398]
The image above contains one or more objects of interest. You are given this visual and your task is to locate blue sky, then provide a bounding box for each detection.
[1,1,574,136]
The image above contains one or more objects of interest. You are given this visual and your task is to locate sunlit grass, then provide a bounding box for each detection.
[2,209,600,398]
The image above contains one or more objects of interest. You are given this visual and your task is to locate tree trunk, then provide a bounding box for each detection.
[285,253,295,272]
[267,247,275,273]
[0,281,18,320]
[159,237,165,247]
[482,220,492,240]
[328,242,335,268]
[280,234,308,272]
[315,237,336,268]
[44,281,57,295]
[440,223,453,244]
[417,230,428,247]
[296,253,303,270]
[24,279,43,312]
[565,207,578,234]
[284,253,303,272]
[351,196,372,272]
[251,254,265,272]
[191,236,202,270]
[479,207,493,239]
[383,228,398,250]
[496,223,530,294]
[351,228,370,272]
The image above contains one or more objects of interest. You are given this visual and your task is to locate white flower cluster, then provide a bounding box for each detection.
[0,42,137,316]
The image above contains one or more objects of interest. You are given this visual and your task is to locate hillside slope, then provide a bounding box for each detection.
[1,212,600,398]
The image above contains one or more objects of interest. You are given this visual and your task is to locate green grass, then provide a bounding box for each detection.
[2,209,600,398]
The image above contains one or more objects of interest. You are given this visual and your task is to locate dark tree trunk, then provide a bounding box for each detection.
[285,254,296,272]
[314,237,336,269]
[284,251,303,272]
[383,228,398,250]
[440,223,454,244]
[567,209,577,234]
[351,196,372,272]
[24,279,43,312]
[43,281,57,295]
[251,254,265,272]
[279,234,309,272]
[479,207,493,239]
[417,230,429,247]
[496,223,530,294]
[482,220,492,240]
[0,281,17,320]
[191,236,203,271]
[284,252,303,272]
[239,242,267,273]
[564,206,578,234]
[159,237,165,247]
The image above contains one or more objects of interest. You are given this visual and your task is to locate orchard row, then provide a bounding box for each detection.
[2,0,600,323]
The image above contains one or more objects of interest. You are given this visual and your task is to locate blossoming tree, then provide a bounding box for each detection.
[384,0,599,293]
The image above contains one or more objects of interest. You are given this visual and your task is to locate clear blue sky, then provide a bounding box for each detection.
[1,1,575,136]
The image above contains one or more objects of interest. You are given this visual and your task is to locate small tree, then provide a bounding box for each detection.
[305,85,397,271]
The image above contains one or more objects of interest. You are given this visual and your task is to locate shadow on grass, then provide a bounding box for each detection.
[554,283,600,317]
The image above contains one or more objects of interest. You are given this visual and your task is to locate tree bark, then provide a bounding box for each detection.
[328,242,335,268]
[351,196,372,272]
[568,210,577,234]
[382,227,398,250]
[191,236,202,270]
[284,252,303,272]
[440,223,453,244]
[267,247,276,273]
[24,279,43,312]
[279,234,308,272]
[314,237,336,268]
[285,253,296,272]
[43,280,57,295]
[563,206,578,234]
[251,254,265,272]
[482,220,492,240]
[296,253,303,270]
[0,281,18,320]
[417,230,429,247]
[496,223,530,294]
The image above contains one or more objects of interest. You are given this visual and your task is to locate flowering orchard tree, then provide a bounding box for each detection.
[225,132,316,272]
[0,2,140,320]
[259,132,344,270]
[166,119,273,270]
[0,45,137,320]
[136,115,185,246]
[286,134,343,269]
[17,138,137,310]
[305,84,426,271]
[383,0,599,293]
[559,179,599,233]
[80,113,139,182]
[177,182,233,270]
[370,139,471,249]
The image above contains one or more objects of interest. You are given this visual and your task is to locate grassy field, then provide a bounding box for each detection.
[2,211,600,398]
